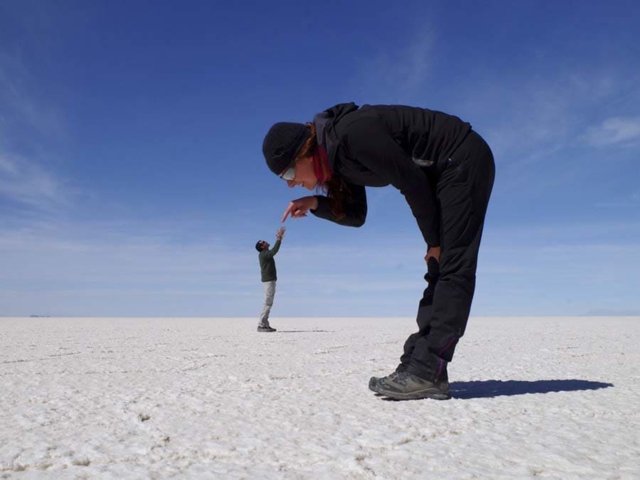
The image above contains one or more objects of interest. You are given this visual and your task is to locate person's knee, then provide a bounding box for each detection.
[439,265,476,284]
[439,255,477,280]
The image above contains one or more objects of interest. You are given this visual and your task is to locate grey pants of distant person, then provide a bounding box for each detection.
[259,281,276,327]
[400,130,495,382]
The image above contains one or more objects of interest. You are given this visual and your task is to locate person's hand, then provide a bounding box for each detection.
[422,251,441,306]
[425,246,441,265]
[276,226,286,240]
[281,196,319,222]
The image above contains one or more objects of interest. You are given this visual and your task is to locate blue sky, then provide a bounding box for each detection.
[1,0,639,317]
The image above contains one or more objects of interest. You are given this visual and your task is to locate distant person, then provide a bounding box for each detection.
[262,103,494,400]
[255,227,285,332]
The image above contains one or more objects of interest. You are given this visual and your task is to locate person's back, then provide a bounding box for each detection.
[362,104,471,166]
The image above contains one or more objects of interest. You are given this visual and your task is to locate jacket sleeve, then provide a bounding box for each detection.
[344,117,440,246]
[264,239,281,258]
[311,183,367,227]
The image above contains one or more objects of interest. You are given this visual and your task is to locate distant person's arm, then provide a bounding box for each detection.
[265,239,281,258]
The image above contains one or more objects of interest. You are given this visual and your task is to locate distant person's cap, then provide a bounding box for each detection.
[262,122,309,175]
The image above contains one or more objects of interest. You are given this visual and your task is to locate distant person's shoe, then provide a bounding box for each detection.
[375,371,450,400]
[257,325,277,332]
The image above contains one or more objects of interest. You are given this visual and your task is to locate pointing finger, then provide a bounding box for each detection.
[281,203,294,223]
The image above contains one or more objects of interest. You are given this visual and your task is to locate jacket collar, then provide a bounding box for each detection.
[313,102,359,169]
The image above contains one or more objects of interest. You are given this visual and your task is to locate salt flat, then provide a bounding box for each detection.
[1,316,638,479]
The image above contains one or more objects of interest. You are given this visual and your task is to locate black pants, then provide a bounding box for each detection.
[399,130,495,381]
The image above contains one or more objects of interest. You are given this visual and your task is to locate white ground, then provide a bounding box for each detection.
[1,316,638,479]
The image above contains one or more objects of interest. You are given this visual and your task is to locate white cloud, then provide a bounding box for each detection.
[0,52,65,140]
[351,31,434,103]
[472,71,629,160]
[1,215,639,317]
[0,153,67,209]
[0,220,254,315]
[595,191,640,209]
[583,117,640,147]
[0,217,429,316]
[0,50,70,211]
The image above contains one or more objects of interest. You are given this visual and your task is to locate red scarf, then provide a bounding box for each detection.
[312,145,332,185]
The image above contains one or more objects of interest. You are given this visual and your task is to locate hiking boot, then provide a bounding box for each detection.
[368,371,402,393]
[376,371,450,400]
[257,325,277,332]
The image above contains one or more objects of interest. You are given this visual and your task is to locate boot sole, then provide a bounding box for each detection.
[377,386,450,401]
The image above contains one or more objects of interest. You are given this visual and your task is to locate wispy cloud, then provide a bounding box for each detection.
[453,68,640,199]
[595,190,640,209]
[0,48,70,212]
[582,116,640,147]
[473,217,640,316]
[1,210,639,317]
[0,217,429,316]
[350,31,434,103]
[472,71,633,160]
[0,153,67,209]
[0,219,255,315]
[0,52,65,140]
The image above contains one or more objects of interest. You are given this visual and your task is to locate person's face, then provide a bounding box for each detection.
[262,241,270,250]
[282,155,317,190]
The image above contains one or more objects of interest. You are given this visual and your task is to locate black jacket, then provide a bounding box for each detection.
[311,103,471,247]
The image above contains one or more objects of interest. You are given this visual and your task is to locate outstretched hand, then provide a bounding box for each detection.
[281,196,319,223]
[276,226,286,240]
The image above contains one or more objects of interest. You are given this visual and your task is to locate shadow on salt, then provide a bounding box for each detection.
[450,379,614,399]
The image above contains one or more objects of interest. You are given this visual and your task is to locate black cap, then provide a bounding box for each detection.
[262,122,309,175]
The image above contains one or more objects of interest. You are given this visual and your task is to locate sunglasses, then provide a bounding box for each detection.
[279,165,296,181]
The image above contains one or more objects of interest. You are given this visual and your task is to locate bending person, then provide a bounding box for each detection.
[262,103,494,400]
